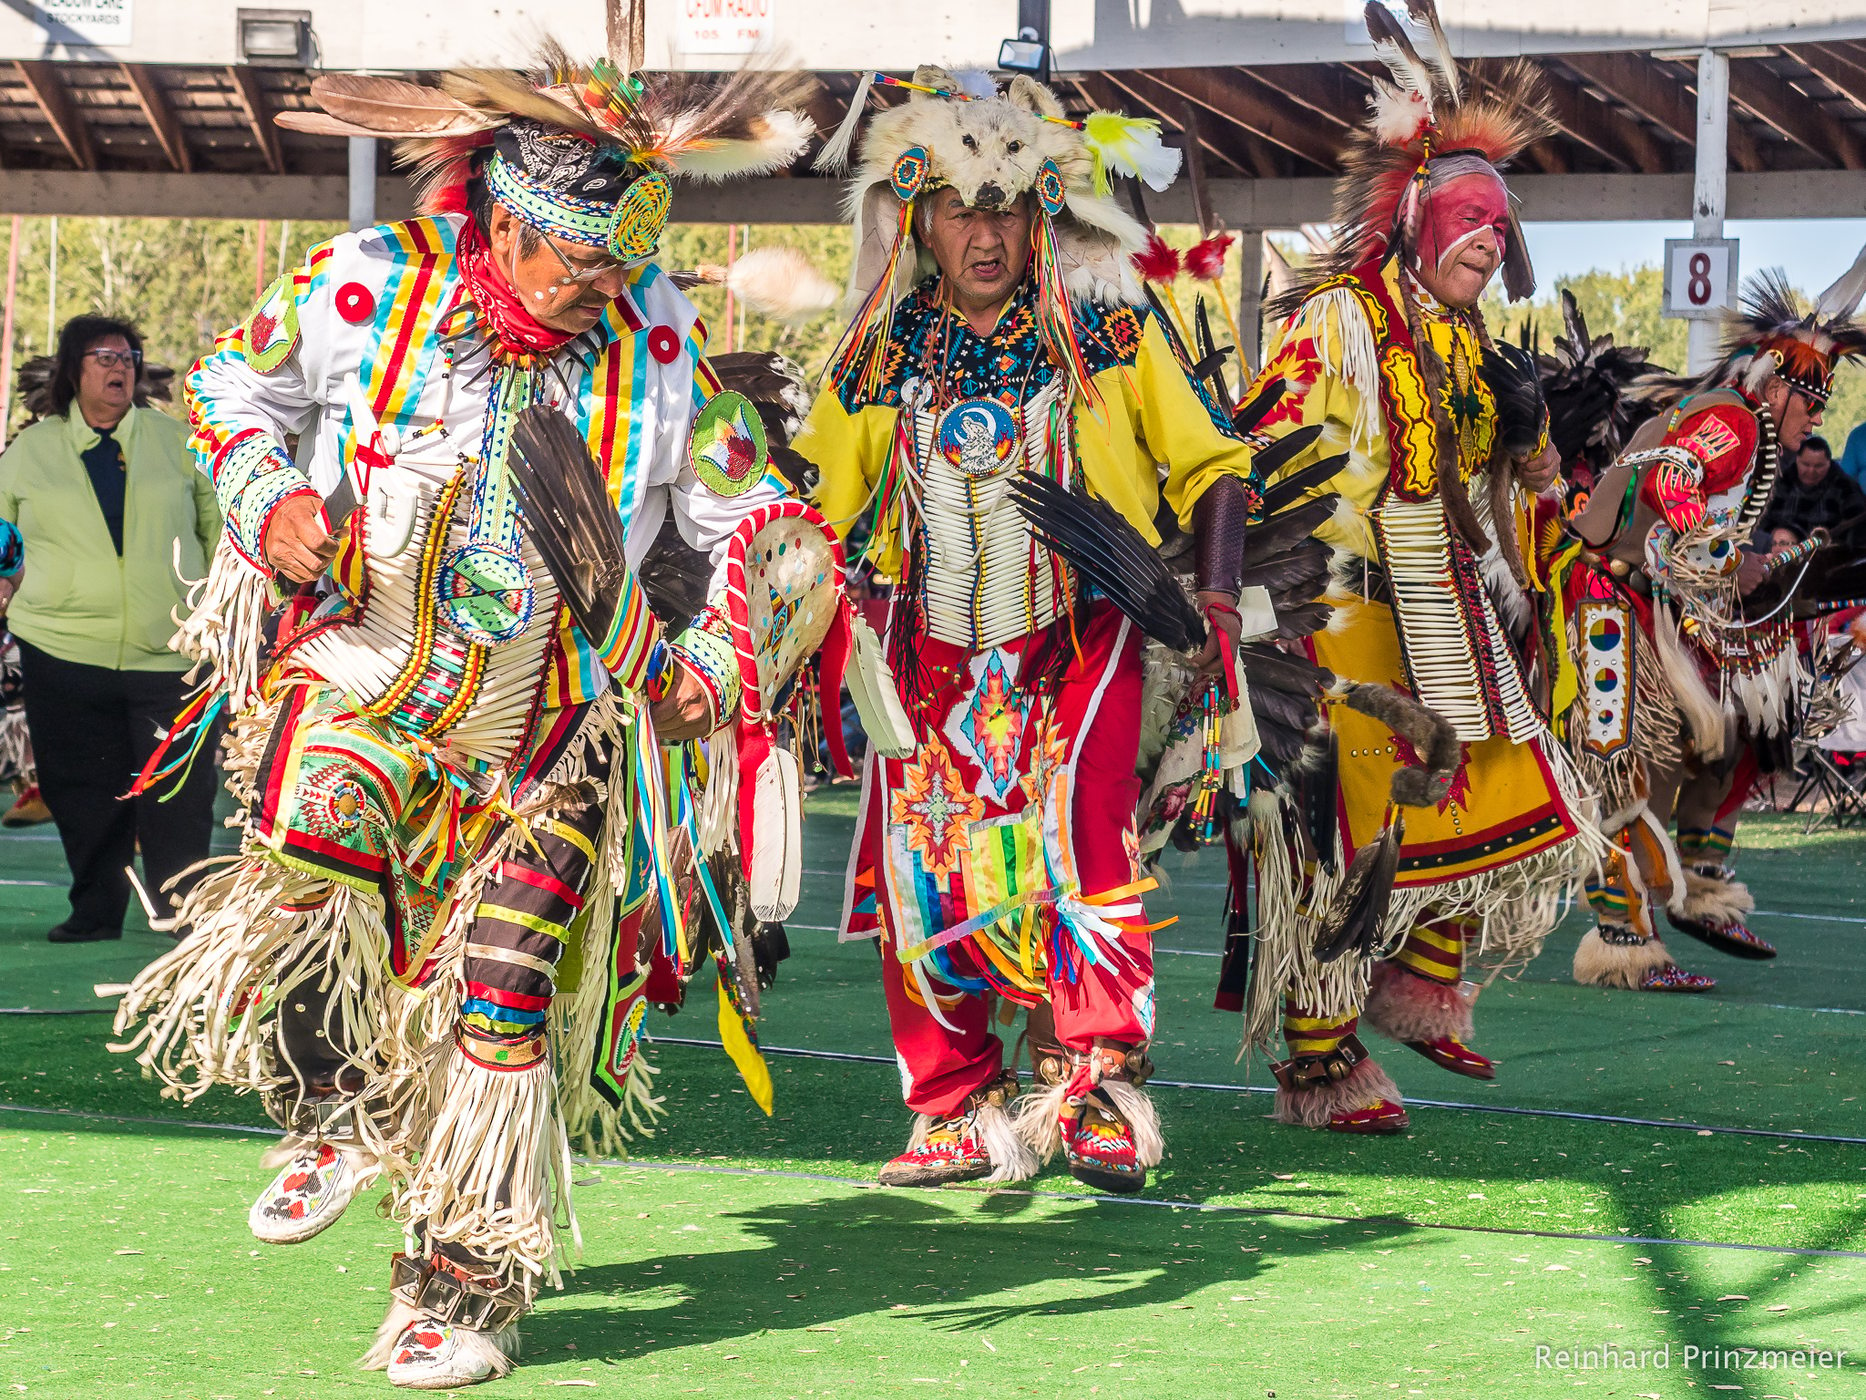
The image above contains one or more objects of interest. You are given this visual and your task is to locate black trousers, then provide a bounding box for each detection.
[17,640,219,931]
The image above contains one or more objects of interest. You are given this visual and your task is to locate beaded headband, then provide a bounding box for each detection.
[487,151,671,262]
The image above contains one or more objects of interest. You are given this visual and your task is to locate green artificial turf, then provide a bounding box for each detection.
[5,1120,1864,1400]
[6,798,1866,1396]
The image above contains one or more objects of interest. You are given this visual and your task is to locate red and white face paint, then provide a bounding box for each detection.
[1414,165,1511,278]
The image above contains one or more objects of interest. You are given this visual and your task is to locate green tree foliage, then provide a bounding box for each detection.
[1483,263,1865,451]
[1,216,346,434]
[1,216,851,437]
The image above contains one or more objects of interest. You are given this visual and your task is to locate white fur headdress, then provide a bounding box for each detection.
[817,66,1179,401]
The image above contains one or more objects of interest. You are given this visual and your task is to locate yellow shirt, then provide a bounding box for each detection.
[1246,259,1503,563]
[798,280,1253,579]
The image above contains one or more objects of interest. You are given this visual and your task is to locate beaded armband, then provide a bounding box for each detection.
[1625,445,1707,535]
[594,578,660,693]
[668,602,743,734]
[214,431,318,569]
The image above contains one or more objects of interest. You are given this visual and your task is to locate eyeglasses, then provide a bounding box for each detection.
[540,235,639,289]
[84,349,142,370]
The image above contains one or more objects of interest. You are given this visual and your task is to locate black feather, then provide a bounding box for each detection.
[1260,452,1351,516]
[1232,376,1286,436]
[1297,727,1339,874]
[1194,298,1233,408]
[1272,602,1333,640]
[1312,818,1405,964]
[1241,496,1338,562]
[1249,682,1320,738]
[1007,475,1206,651]
[1254,722,1308,771]
[637,516,711,638]
[1240,543,1331,595]
[1481,341,1548,460]
[1248,424,1326,482]
[508,405,641,645]
[1240,643,1332,696]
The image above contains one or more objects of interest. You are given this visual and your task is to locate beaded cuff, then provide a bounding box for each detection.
[215,432,318,569]
[593,574,660,692]
[668,603,742,734]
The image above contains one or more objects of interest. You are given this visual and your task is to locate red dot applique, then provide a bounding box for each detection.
[648,325,681,365]
[335,283,376,324]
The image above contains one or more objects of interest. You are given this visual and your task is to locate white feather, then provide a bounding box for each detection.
[1369,83,1432,147]
[812,72,875,174]
[952,69,999,99]
[1815,238,1866,322]
[723,245,839,324]
[672,109,815,182]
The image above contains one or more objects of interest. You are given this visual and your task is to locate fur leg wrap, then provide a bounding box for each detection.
[965,1100,1041,1185]
[1678,868,1755,927]
[1572,926,1675,989]
[1272,1056,1402,1129]
[1363,962,1473,1045]
[1014,1046,1163,1170]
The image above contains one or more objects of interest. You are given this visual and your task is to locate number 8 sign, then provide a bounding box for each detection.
[1662,238,1739,320]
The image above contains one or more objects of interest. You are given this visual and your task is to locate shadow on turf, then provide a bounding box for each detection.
[524,1188,1418,1359]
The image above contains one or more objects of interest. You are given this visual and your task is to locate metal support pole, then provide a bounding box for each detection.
[1236,230,1265,374]
[0,215,20,435]
[348,137,378,233]
[1017,0,1052,82]
[1689,48,1729,375]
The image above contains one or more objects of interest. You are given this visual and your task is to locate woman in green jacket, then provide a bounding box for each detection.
[0,315,221,943]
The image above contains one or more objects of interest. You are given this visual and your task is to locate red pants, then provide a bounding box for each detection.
[853,603,1156,1118]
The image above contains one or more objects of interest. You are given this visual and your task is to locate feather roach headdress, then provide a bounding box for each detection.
[1651,253,1866,408]
[1271,0,1555,319]
[816,65,1178,404]
[1537,288,1664,479]
[276,44,815,262]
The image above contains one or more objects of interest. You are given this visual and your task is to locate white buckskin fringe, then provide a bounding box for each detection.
[1240,799,1369,1054]
[396,1047,571,1292]
[1572,928,1675,989]
[112,863,399,1095]
[1652,599,1726,760]
[548,731,667,1163]
[172,543,274,711]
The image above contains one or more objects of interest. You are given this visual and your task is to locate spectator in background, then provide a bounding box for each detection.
[0,315,221,943]
[1763,435,1866,552]
[1838,420,1866,489]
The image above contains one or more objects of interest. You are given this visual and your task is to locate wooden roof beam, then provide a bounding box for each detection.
[121,63,193,174]
[1236,63,1367,134]
[225,66,283,174]
[16,61,97,171]
[1727,58,1864,169]
[1141,66,1341,172]
[1561,51,1763,172]
[1531,68,1669,174]
[1792,45,1866,120]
